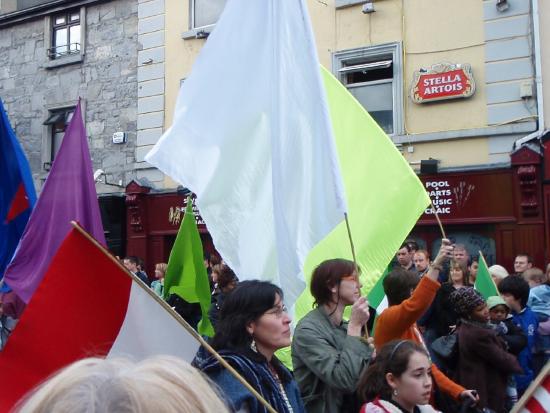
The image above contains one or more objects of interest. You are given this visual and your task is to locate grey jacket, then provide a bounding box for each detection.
[291,306,373,413]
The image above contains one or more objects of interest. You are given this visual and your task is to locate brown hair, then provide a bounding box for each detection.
[217,264,238,290]
[358,340,429,402]
[414,249,430,260]
[448,259,471,286]
[310,259,357,306]
[383,268,419,306]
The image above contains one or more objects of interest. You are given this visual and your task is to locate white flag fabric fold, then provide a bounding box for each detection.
[146,0,346,306]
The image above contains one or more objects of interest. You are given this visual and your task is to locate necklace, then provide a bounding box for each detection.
[267,363,294,413]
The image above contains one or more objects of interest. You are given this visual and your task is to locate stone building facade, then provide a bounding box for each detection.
[0,0,140,254]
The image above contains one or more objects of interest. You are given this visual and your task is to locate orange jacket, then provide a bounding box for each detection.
[374,276,465,400]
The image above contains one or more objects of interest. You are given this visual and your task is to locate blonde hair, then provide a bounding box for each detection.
[155,263,167,276]
[16,356,229,413]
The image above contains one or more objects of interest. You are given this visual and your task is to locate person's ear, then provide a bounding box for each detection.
[386,372,398,392]
[246,321,255,336]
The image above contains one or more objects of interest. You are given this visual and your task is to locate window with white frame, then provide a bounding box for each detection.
[190,0,227,30]
[49,10,81,59]
[333,43,403,135]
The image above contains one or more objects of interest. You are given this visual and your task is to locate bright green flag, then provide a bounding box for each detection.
[293,67,430,319]
[278,67,430,369]
[475,251,499,299]
[164,196,214,337]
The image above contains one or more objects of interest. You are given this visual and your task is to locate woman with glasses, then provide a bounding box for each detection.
[291,259,374,413]
[200,280,305,413]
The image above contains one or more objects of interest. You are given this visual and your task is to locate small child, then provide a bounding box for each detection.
[487,296,527,410]
[522,268,550,374]
[498,275,539,397]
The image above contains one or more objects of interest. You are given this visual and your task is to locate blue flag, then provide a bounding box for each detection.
[0,98,37,279]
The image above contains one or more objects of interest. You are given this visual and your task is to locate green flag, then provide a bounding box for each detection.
[164,196,214,337]
[293,67,430,319]
[278,67,430,369]
[475,251,499,299]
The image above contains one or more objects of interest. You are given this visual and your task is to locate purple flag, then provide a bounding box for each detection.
[4,100,105,303]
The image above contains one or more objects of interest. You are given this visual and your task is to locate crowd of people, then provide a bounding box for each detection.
[5,241,550,413]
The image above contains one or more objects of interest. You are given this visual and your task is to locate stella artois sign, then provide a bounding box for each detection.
[411,62,475,104]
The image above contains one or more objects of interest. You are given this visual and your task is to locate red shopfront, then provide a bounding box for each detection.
[410,146,546,270]
[124,181,215,276]
[125,145,549,275]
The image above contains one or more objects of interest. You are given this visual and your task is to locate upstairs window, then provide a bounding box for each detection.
[334,43,403,136]
[43,107,74,168]
[49,11,81,59]
[191,0,227,30]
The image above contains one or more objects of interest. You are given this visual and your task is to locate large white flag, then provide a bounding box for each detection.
[146,0,346,306]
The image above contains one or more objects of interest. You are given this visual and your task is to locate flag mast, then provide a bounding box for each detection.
[70,222,279,413]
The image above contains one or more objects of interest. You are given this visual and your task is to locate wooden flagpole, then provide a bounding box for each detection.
[71,222,279,413]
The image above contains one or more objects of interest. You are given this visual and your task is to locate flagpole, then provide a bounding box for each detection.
[70,222,279,413]
[344,213,373,341]
[344,213,357,265]
[429,199,447,239]
[510,362,550,413]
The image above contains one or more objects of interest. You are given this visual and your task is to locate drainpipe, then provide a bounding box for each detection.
[514,0,546,148]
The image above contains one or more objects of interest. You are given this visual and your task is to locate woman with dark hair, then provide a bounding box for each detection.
[200,280,304,413]
[451,288,522,413]
[208,264,238,330]
[358,340,439,413]
[291,259,373,413]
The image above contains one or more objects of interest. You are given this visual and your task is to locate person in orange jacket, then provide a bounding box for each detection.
[374,239,478,409]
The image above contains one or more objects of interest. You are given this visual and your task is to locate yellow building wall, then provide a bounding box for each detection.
[163,0,493,186]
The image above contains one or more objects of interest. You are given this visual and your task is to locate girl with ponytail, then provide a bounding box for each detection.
[358,340,440,413]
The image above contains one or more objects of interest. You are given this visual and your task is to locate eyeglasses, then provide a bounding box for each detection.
[265,304,288,318]
[341,274,359,283]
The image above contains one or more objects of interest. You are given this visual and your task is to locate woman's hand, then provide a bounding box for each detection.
[348,297,370,336]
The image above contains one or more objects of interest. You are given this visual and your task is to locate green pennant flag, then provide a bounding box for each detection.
[164,196,214,337]
[475,250,499,300]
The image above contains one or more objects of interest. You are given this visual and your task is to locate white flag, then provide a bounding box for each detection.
[146,0,346,307]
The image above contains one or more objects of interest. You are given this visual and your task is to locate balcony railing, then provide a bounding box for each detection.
[47,43,81,59]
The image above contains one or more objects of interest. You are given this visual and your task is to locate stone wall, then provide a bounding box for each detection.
[0,0,138,193]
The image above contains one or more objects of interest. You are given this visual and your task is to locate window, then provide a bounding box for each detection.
[49,10,81,59]
[333,43,403,135]
[43,107,74,168]
[190,0,226,30]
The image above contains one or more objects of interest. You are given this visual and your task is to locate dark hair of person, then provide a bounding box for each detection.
[383,268,419,306]
[516,253,534,264]
[209,253,222,267]
[399,242,412,253]
[405,240,419,252]
[415,249,430,260]
[310,259,358,307]
[124,256,138,265]
[448,259,471,286]
[217,264,238,290]
[498,275,530,307]
[358,340,429,402]
[210,280,282,352]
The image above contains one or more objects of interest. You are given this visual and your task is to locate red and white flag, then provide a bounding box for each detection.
[512,363,550,413]
[0,225,200,411]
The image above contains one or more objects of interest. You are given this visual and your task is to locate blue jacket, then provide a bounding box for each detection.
[201,350,305,413]
[528,284,550,319]
[511,306,538,393]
